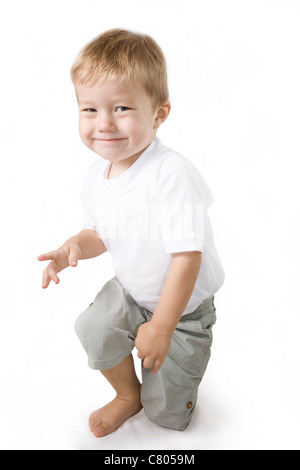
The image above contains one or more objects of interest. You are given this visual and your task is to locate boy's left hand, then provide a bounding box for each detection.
[135,321,173,374]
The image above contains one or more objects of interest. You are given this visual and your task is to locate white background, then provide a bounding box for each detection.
[0,0,299,450]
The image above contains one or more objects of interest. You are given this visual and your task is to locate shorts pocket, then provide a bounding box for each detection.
[170,322,213,376]
[141,355,203,431]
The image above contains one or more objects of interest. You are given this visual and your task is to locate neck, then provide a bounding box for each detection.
[108,141,153,179]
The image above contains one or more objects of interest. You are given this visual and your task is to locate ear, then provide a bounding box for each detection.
[153,101,171,129]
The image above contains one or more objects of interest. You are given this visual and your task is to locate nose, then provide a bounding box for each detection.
[96,111,117,133]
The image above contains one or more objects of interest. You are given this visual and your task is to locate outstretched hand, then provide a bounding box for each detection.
[37,242,81,289]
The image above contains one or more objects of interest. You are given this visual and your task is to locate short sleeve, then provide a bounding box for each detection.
[157,168,213,254]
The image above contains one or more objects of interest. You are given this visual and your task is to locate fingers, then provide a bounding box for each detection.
[68,244,81,267]
[41,269,50,289]
[37,251,60,262]
[38,245,80,289]
[137,352,161,374]
[142,357,154,370]
[151,360,162,375]
[38,244,81,268]
[41,264,60,289]
[38,252,60,288]
[137,350,144,360]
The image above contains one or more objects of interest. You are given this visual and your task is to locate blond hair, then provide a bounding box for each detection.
[70,29,169,108]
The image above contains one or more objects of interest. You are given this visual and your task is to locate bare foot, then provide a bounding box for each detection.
[89,395,142,438]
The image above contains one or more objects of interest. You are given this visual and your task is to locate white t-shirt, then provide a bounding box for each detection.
[81,137,224,315]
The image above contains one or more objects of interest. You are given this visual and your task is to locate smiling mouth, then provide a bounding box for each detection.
[95,138,126,142]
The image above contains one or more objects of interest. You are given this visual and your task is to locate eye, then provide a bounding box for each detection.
[84,108,97,113]
[116,106,130,112]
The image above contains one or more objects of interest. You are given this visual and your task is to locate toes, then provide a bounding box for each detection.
[89,412,100,432]
[89,412,107,438]
[93,425,106,438]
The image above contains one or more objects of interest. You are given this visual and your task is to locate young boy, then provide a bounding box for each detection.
[38,29,224,437]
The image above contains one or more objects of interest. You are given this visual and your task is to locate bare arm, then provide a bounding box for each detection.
[135,251,202,373]
[37,229,106,288]
[151,251,202,332]
[65,229,107,260]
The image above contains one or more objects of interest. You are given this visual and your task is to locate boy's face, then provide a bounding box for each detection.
[75,79,169,164]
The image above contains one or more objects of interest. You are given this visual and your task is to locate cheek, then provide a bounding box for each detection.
[126,118,153,143]
[79,120,92,141]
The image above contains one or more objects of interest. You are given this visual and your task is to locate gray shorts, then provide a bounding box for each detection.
[75,277,216,431]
